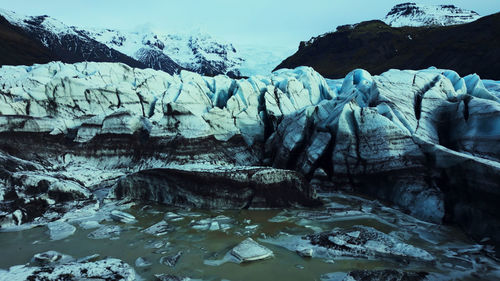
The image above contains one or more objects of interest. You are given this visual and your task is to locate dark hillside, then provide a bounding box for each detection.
[0,15,54,66]
[276,13,500,79]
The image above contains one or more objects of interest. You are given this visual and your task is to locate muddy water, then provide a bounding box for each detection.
[0,192,498,281]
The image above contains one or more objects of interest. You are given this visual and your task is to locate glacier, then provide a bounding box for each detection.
[0,61,499,258]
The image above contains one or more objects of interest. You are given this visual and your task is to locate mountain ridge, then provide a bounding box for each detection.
[275,12,500,79]
[0,9,245,76]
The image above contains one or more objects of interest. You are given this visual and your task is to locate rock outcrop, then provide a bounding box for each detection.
[0,61,498,254]
[112,167,319,209]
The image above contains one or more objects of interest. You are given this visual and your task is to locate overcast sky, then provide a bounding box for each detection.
[0,0,498,46]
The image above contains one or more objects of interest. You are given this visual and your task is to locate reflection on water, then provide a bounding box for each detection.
[0,192,498,281]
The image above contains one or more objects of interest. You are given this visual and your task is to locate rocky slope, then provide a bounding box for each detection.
[0,62,499,254]
[0,10,150,72]
[0,15,55,66]
[276,11,499,79]
[383,2,481,27]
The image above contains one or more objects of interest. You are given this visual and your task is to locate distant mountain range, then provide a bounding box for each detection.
[276,4,499,79]
[1,4,497,79]
[0,9,244,76]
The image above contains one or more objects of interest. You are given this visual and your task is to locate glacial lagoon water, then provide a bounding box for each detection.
[1,192,499,281]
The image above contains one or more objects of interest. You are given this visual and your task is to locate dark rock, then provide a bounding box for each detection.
[112,167,321,209]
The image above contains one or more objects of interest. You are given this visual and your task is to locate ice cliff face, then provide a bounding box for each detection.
[384,2,481,27]
[0,62,499,252]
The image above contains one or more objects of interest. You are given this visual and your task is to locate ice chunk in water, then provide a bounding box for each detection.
[47,221,76,241]
[110,210,136,224]
[88,225,121,239]
[230,238,273,262]
[142,221,173,236]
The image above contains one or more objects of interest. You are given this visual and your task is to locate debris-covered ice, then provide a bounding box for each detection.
[87,225,121,240]
[142,221,173,236]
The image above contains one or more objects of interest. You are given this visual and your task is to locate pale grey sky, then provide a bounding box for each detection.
[0,0,498,46]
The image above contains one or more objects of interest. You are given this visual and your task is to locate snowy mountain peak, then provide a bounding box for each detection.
[0,8,78,38]
[86,28,244,76]
[384,2,481,27]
